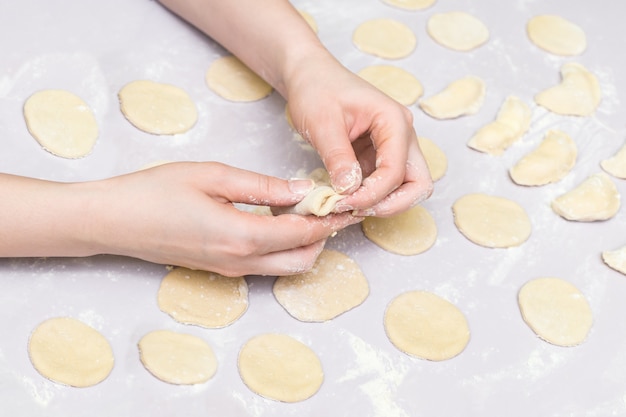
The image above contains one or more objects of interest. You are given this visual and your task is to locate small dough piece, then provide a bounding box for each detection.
[453,193,531,248]
[138,330,217,385]
[272,168,344,216]
[273,249,369,322]
[157,267,248,328]
[467,96,531,155]
[535,62,601,116]
[357,65,424,106]
[551,172,620,222]
[602,245,626,275]
[527,15,587,56]
[362,205,437,255]
[427,11,489,52]
[419,76,486,119]
[418,137,447,181]
[118,80,197,135]
[28,317,114,387]
[206,55,273,102]
[238,333,324,402]
[23,89,98,158]
[510,129,577,186]
[518,277,592,347]
[601,143,626,179]
[381,0,436,11]
[352,18,417,59]
[384,291,470,361]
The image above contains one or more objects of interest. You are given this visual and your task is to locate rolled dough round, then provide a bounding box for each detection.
[28,317,114,387]
[238,333,324,402]
[357,65,424,106]
[384,290,470,361]
[157,267,248,328]
[362,205,437,255]
[427,11,489,52]
[452,193,531,248]
[418,136,447,181]
[138,330,217,385]
[273,249,369,322]
[206,55,273,102]
[381,0,436,11]
[23,89,98,159]
[352,18,417,59]
[527,15,587,56]
[518,277,592,346]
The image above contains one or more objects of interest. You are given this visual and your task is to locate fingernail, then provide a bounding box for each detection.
[288,178,315,195]
[353,208,376,217]
[332,163,362,194]
[334,202,354,213]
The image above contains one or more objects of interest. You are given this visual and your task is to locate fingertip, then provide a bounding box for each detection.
[330,161,363,194]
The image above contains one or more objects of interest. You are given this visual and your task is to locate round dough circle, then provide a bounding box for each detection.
[23,89,98,159]
[518,277,593,346]
[357,65,423,106]
[427,11,489,51]
[382,0,436,11]
[138,330,217,385]
[28,317,114,387]
[418,136,447,181]
[206,55,273,102]
[157,267,248,328]
[238,333,324,402]
[362,205,437,255]
[527,15,587,56]
[384,291,470,361]
[118,80,198,135]
[273,249,369,322]
[352,19,417,59]
[452,193,531,248]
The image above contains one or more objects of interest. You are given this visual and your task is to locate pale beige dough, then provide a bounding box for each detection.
[362,205,437,255]
[467,96,531,155]
[427,11,489,52]
[551,172,620,221]
[419,76,486,119]
[206,55,273,102]
[272,168,344,216]
[352,18,417,59]
[452,193,531,248]
[418,136,447,181]
[601,143,626,179]
[535,62,601,116]
[509,129,577,186]
[527,15,587,56]
[238,333,324,402]
[28,317,114,387]
[138,330,217,385]
[157,267,248,328]
[357,65,424,106]
[518,277,592,347]
[23,89,98,158]
[384,290,470,361]
[298,9,318,33]
[381,0,436,11]
[602,245,626,275]
[273,249,369,322]
[118,80,197,135]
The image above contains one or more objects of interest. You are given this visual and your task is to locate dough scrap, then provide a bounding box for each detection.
[28,317,114,387]
[273,249,369,322]
[602,245,626,275]
[138,330,217,385]
[381,0,436,11]
[352,18,417,59]
[601,143,626,179]
[357,65,424,106]
[534,62,601,116]
[23,89,98,158]
[527,15,587,56]
[509,129,577,186]
[157,267,248,328]
[362,205,437,255]
[467,96,531,155]
[427,11,489,52]
[418,136,447,181]
[551,172,620,222]
[419,76,486,119]
[118,80,197,135]
[384,290,470,361]
[452,193,531,248]
[238,333,324,402]
[272,168,344,216]
[518,277,592,347]
[206,55,273,102]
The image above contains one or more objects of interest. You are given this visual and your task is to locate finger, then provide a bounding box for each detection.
[245,239,328,276]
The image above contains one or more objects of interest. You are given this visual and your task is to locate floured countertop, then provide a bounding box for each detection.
[1,0,626,416]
